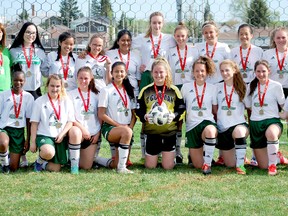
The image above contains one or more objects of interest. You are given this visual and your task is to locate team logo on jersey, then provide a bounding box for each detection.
[6,98,11,103]
[172,53,176,56]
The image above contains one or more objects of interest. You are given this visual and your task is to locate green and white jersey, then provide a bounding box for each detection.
[0,47,12,92]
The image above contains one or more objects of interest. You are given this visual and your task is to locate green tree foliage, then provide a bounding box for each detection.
[59,0,80,27]
[18,9,29,21]
[247,0,271,27]
[204,1,213,21]
[90,0,101,17]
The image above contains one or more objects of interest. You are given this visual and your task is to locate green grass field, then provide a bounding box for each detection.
[1,121,288,215]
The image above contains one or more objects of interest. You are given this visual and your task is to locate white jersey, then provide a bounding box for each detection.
[74,55,108,91]
[10,46,47,91]
[132,33,176,71]
[0,90,34,128]
[106,49,141,96]
[181,82,217,132]
[245,79,285,121]
[168,45,200,85]
[216,83,246,132]
[30,94,75,137]
[43,51,78,91]
[263,48,288,88]
[230,45,263,83]
[195,42,230,84]
[68,89,101,136]
[98,83,136,125]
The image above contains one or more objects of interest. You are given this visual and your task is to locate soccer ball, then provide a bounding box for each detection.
[150,105,169,126]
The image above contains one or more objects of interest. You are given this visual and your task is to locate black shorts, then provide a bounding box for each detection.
[81,139,92,149]
[146,134,176,156]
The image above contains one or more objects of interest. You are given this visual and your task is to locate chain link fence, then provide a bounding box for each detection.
[1,0,288,52]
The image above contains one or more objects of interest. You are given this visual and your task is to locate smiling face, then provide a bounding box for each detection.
[152,64,167,86]
[220,63,234,84]
[12,72,25,93]
[77,69,92,90]
[255,64,270,85]
[193,63,207,85]
[174,28,188,48]
[48,78,62,98]
[202,25,218,45]
[89,37,103,56]
[112,64,127,85]
[23,25,37,46]
[150,15,163,35]
[117,33,131,54]
[274,30,288,49]
[239,26,253,47]
[60,37,74,56]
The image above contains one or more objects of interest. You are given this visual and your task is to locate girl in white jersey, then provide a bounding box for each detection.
[98,62,136,174]
[75,34,112,92]
[69,66,101,170]
[181,56,218,175]
[195,21,230,84]
[216,60,249,175]
[30,74,82,174]
[0,63,34,173]
[245,60,285,176]
[44,32,78,91]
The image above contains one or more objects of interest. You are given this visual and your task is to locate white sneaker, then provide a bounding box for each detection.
[19,159,29,167]
[117,168,134,174]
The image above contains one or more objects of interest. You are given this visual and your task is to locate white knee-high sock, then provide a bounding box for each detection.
[95,156,112,168]
[0,151,9,166]
[118,144,129,170]
[235,137,247,167]
[203,138,216,166]
[267,140,279,166]
[69,144,81,168]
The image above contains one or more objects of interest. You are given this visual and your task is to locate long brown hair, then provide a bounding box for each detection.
[145,12,164,38]
[249,60,270,96]
[0,23,6,52]
[192,56,216,77]
[220,60,246,102]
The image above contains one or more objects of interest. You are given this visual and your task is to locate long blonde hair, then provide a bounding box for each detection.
[145,11,164,38]
[151,57,173,88]
[45,74,66,98]
[270,27,288,48]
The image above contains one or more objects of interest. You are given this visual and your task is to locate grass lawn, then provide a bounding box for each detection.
[1,122,288,215]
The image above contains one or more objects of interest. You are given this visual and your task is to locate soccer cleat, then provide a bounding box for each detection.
[126,159,133,167]
[19,159,29,168]
[2,165,10,174]
[34,161,43,172]
[236,165,246,175]
[277,151,288,165]
[268,164,277,176]
[214,156,224,166]
[71,166,79,175]
[202,163,211,175]
[117,168,134,174]
[250,156,258,167]
[176,154,183,164]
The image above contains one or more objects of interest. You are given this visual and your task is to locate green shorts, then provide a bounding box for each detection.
[185,120,217,149]
[217,123,248,150]
[139,70,153,91]
[36,135,68,165]
[0,127,25,154]
[101,122,134,145]
[249,118,283,149]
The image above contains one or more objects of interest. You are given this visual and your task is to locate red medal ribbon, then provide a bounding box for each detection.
[48,94,61,121]
[78,88,90,112]
[112,82,128,108]
[150,33,162,59]
[194,81,206,110]
[176,45,187,71]
[88,52,108,62]
[224,83,234,109]
[206,42,217,59]
[11,90,23,119]
[258,79,269,108]
[154,82,166,106]
[118,49,130,71]
[22,45,34,69]
[0,53,3,67]
[276,48,287,71]
[60,54,70,80]
[240,45,251,71]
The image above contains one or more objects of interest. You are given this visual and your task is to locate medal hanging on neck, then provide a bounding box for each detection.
[22,45,34,77]
[194,81,206,117]
[48,94,62,128]
[78,88,90,120]
[224,83,234,116]
[60,54,70,88]
[150,33,162,59]
[206,42,217,59]
[88,52,108,62]
[154,82,166,107]
[118,49,130,72]
[112,82,128,116]
[258,80,269,115]
[11,90,23,126]
[276,48,287,79]
[176,45,187,79]
[240,45,251,79]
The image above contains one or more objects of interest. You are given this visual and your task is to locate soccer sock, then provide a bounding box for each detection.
[36,155,48,170]
[203,138,216,166]
[235,137,247,167]
[118,143,129,170]
[140,133,145,158]
[110,143,116,158]
[69,144,81,168]
[267,140,279,166]
[176,131,182,156]
[94,136,102,160]
[0,151,9,166]
[95,156,112,168]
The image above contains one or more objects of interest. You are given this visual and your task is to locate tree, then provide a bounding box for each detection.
[247,0,271,27]
[229,0,249,22]
[59,0,80,27]
[91,0,101,17]
[91,0,113,19]
[204,1,213,21]
[18,9,29,21]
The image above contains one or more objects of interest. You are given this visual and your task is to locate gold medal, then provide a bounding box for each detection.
[279,73,284,79]
[26,71,32,77]
[242,73,247,78]
[15,121,19,126]
[55,122,62,128]
[125,111,129,116]
[181,73,185,78]
[64,82,68,88]
[198,111,203,117]
[227,110,232,116]
[259,109,264,115]
[84,115,90,120]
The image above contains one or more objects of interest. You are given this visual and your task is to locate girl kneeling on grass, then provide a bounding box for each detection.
[245,60,285,176]
[216,60,249,175]
[0,63,34,173]
[30,74,82,174]
[98,62,136,174]
[181,56,218,175]
[136,57,185,170]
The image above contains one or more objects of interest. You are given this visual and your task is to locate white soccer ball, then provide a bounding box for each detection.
[150,105,169,126]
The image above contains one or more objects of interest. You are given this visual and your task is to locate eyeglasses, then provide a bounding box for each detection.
[25,31,36,36]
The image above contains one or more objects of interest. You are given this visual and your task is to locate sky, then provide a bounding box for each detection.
[0,0,288,24]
